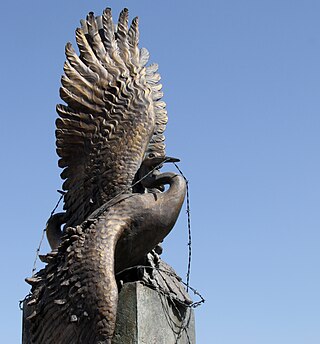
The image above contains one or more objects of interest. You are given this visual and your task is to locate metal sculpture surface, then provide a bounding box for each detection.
[25,7,186,344]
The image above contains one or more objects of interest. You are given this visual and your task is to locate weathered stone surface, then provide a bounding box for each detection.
[112,282,196,344]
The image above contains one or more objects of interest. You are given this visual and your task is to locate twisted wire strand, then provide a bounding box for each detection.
[173,163,192,291]
[31,193,64,276]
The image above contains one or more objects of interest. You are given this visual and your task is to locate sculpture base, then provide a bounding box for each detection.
[22,282,195,343]
[113,282,195,343]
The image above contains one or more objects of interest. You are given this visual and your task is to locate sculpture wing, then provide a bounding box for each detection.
[56,8,167,226]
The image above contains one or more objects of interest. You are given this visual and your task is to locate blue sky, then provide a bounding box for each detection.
[1,1,320,343]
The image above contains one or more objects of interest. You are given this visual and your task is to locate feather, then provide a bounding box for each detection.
[116,8,130,65]
[85,13,109,67]
[128,17,140,67]
[139,47,150,67]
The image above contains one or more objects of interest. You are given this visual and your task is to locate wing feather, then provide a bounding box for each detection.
[116,9,130,65]
[85,13,107,63]
[56,8,168,226]
[139,47,150,67]
[128,17,140,66]
[75,28,110,81]
[65,43,100,84]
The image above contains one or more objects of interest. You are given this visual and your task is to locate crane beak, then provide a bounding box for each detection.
[151,156,180,165]
[163,156,180,163]
[143,156,180,168]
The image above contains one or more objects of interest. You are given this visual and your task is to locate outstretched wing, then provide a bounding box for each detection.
[56,8,168,226]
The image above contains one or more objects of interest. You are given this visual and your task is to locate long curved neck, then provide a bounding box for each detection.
[148,172,187,227]
[115,171,187,272]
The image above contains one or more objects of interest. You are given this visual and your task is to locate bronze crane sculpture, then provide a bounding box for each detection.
[25,7,187,344]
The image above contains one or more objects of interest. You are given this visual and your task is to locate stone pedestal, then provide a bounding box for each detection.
[113,282,195,343]
[22,282,195,343]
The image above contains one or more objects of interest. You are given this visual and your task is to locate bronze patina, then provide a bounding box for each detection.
[25,7,187,343]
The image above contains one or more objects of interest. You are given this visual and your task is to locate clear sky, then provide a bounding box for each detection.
[1,1,320,343]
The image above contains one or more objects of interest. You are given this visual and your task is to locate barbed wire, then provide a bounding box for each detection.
[31,192,64,276]
[156,283,193,344]
[116,264,204,309]
[173,162,192,292]
[26,161,204,341]
[30,158,196,305]
[116,263,204,343]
